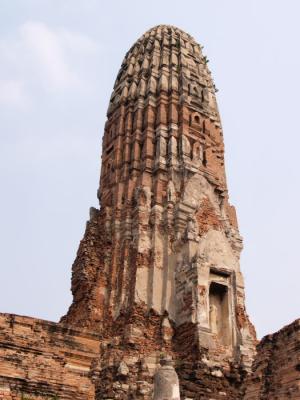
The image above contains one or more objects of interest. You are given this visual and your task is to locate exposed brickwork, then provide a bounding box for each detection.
[195,197,224,236]
[244,319,300,400]
[177,360,245,399]
[61,209,109,329]
[0,314,100,400]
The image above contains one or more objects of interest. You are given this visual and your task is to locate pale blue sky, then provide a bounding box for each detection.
[0,0,299,338]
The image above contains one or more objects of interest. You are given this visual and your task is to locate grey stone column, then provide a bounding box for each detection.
[153,356,180,400]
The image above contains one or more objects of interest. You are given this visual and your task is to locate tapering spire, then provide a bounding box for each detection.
[62,25,256,370]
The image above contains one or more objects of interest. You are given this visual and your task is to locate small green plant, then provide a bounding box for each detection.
[213,84,219,93]
[20,393,32,400]
[203,56,209,64]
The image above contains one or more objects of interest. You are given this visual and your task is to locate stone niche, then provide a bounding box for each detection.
[209,282,231,345]
[207,269,235,350]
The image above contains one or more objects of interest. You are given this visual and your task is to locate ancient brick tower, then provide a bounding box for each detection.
[62,24,256,395]
[1,24,299,400]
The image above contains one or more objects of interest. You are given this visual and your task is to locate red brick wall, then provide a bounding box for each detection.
[0,314,100,400]
[244,319,300,399]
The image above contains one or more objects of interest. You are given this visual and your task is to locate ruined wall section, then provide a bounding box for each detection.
[95,326,247,400]
[0,312,298,400]
[61,208,113,330]
[243,319,300,400]
[0,313,100,400]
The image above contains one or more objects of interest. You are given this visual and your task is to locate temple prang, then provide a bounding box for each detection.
[0,25,299,400]
[62,25,256,369]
